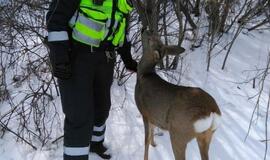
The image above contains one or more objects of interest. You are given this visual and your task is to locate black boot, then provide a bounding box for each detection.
[90,142,111,159]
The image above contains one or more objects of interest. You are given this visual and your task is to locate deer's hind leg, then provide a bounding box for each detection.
[169,128,191,160]
[149,124,156,147]
[196,129,214,160]
[143,116,154,160]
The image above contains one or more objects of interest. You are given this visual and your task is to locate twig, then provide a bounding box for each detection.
[51,135,64,144]
[0,121,37,150]
[264,90,270,160]
[245,52,270,141]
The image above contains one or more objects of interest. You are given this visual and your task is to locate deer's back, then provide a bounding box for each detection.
[135,73,221,130]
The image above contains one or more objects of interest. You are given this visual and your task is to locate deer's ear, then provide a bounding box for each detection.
[162,45,185,55]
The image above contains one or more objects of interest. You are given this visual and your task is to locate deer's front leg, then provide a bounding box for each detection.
[143,116,150,160]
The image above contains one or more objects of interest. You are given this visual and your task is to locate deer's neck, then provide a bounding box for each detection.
[137,58,157,76]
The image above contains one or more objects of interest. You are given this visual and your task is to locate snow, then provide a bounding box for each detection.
[0,29,270,160]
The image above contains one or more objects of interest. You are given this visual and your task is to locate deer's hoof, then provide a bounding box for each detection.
[151,142,157,147]
[156,132,164,136]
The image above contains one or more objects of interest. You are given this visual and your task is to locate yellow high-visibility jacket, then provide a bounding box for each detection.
[69,0,133,47]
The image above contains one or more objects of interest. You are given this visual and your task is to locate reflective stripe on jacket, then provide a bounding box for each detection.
[69,0,133,47]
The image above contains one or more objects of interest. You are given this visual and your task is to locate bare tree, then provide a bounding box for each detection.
[0,0,60,149]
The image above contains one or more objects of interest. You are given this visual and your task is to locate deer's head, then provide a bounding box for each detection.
[138,31,186,75]
[142,32,185,63]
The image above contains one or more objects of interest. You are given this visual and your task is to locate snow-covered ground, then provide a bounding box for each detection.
[0,29,270,160]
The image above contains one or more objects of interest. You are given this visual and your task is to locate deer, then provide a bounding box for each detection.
[134,31,221,160]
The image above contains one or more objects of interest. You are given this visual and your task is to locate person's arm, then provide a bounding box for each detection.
[46,0,80,79]
[46,0,80,35]
[118,16,138,72]
[118,40,138,72]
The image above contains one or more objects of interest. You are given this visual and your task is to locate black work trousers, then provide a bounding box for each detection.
[58,41,115,160]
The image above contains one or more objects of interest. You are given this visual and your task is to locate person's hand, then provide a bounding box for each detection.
[47,40,72,79]
[124,58,137,72]
[118,41,137,72]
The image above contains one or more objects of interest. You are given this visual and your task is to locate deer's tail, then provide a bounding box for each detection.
[193,112,222,133]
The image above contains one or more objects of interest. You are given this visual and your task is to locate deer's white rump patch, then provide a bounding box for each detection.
[193,112,221,133]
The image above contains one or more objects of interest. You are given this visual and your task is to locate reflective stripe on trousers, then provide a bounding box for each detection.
[91,123,106,142]
[64,146,89,156]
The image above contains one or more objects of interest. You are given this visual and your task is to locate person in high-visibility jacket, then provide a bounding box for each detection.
[46,0,137,159]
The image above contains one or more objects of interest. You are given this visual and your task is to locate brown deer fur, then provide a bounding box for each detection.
[135,33,221,160]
